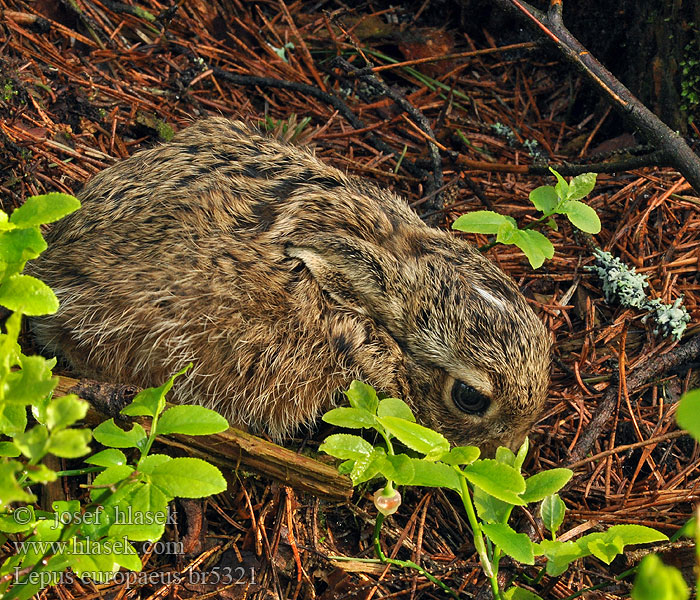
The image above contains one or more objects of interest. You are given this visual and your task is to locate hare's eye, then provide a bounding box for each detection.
[451,381,490,414]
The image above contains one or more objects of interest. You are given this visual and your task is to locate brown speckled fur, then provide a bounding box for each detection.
[29,118,550,450]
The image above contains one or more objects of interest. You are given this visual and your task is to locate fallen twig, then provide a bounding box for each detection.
[56,375,353,501]
[489,0,700,192]
[569,334,700,463]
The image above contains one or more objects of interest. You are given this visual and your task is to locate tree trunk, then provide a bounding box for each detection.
[563,0,699,131]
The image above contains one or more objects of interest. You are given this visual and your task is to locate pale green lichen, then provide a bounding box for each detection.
[587,249,690,341]
[490,122,517,145]
[588,249,648,309]
[642,297,691,341]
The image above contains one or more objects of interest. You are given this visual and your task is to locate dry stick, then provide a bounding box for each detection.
[488,0,700,192]
[451,151,670,176]
[209,66,430,187]
[569,334,700,463]
[330,57,444,218]
[369,41,539,74]
[567,429,687,470]
[55,375,353,502]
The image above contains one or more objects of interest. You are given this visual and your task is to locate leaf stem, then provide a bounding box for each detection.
[458,471,503,599]
[478,213,551,253]
[372,509,459,598]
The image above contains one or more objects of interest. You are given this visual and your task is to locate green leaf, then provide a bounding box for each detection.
[594,524,667,548]
[14,424,49,460]
[107,482,170,541]
[0,403,27,436]
[632,554,689,600]
[529,185,558,214]
[504,586,544,600]
[0,274,58,315]
[676,389,700,441]
[452,210,509,234]
[586,535,624,564]
[155,405,229,435]
[540,539,587,576]
[26,463,58,483]
[540,494,566,535]
[6,355,57,406]
[89,465,135,502]
[0,227,47,278]
[562,200,601,234]
[678,516,696,539]
[85,448,127,467]
[574,525,667,566]
[463,459,526,505]
[70,533,143,577]
[496,219,519,244]
[495,446,516,466]
[549,167,569,200]
[68,537,128,582]
[114,541,144,572]
[47,428,92,458]
[344,380,379,414]
[473,485,511,523]
[349,447,386,485]
[93,419,148,450]
[0,441,20,456]
[482,522,535,564]
[150,457,227,498]
[378,416,450,460]
[319,433,374,460]
[137,453,172,473]
[514,437,529,470]
[10,193,81,228]
[408,460,461,490]
[567,172,597,201]
[0,506,36,533]
[512,229,554,269]
[322,407,377,429]
[45,395,88,431]
[382,453,415,485]
[440,446,480,466]
[51,500,81,531]
[377,397,415,422]
[122,363,192,418]
[521,469,573,503]
[0,461,35,504]
[12,555,72,599]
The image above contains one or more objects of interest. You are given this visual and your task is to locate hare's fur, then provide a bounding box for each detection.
[30,118,550,450]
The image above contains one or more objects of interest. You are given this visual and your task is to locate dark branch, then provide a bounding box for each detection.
[330,57,444,217]
[210,67,432,188]
[487,0,700,192]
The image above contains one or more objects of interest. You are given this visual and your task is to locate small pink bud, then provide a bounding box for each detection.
[373,488,401,515]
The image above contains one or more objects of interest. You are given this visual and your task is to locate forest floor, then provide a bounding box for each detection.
[1,1,699,599]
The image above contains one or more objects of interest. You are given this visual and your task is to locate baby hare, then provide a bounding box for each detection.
[30,118,550,451]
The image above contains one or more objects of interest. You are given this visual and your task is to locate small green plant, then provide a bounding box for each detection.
[0,194,229,599]
[629,387,700,599]
[321,381,667,599]
[268,41,295,63]
[1,82,17,103]
[258,113,313,145]
[452,168,600,268]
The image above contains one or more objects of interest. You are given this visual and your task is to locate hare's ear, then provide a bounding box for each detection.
[285,236,409,326]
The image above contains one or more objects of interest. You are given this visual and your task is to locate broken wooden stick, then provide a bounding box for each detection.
[55,375,353,502]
